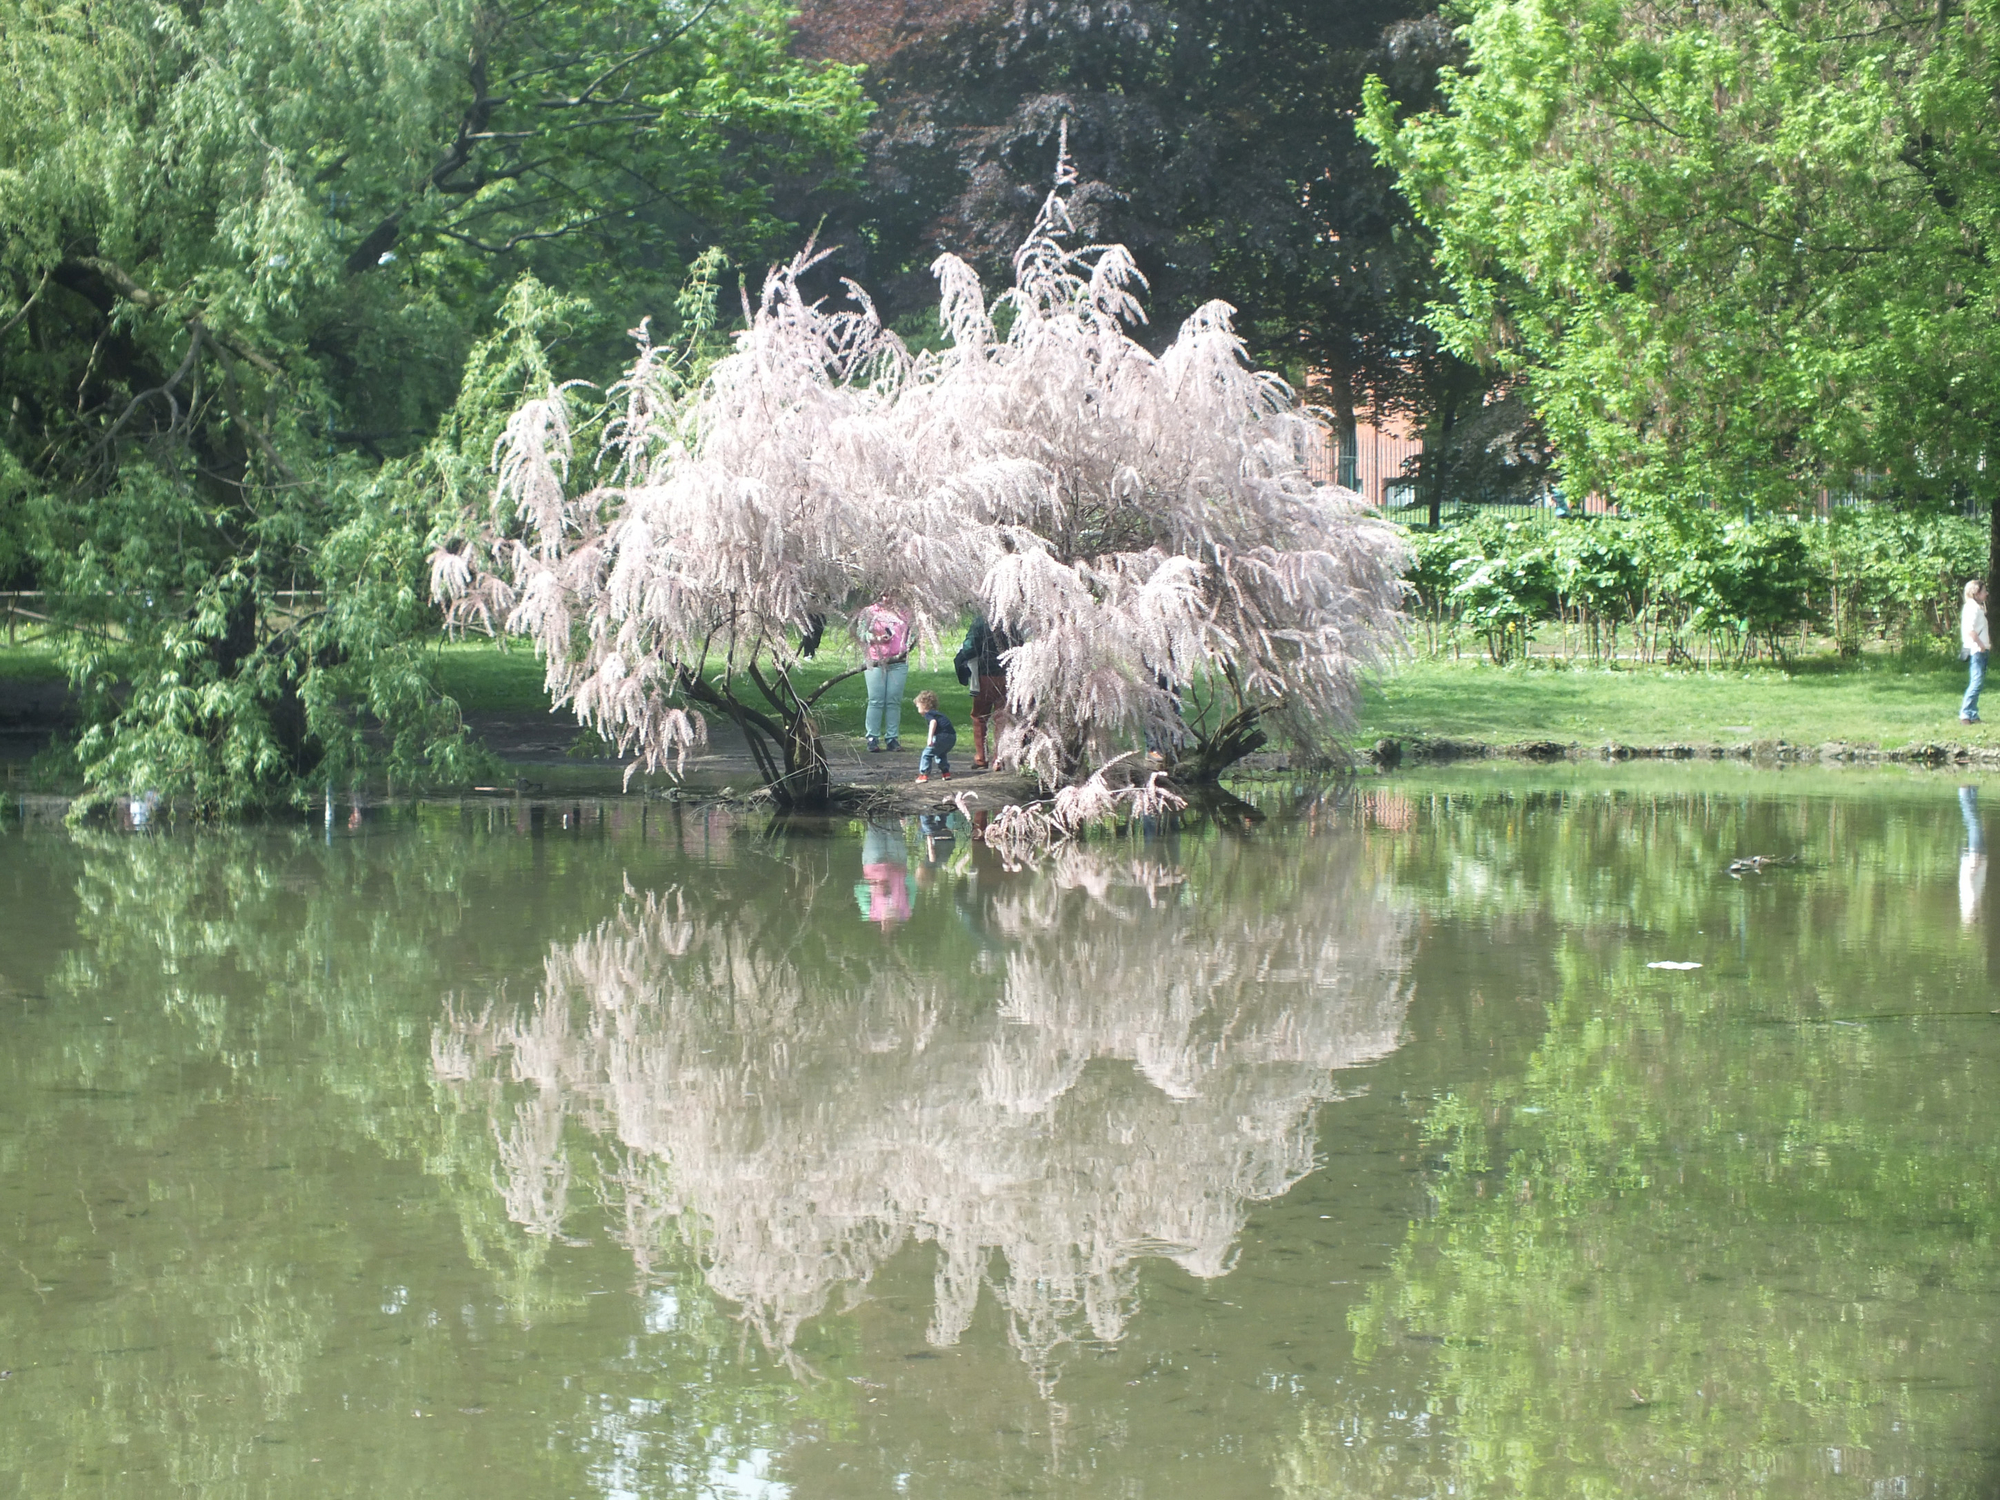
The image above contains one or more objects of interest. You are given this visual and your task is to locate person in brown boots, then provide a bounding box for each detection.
[953,614,1014,770]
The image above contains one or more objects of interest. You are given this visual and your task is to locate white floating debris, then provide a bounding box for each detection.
[1647,960,1703,971]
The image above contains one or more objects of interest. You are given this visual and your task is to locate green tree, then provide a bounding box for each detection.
[1278,783,2000,1497]
[789,0,1535,500]
[1363,0,2000,574]
[0,0,867,814]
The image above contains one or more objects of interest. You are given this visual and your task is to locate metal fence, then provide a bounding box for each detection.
[1377,486,1561,527]
[1303,421,1424,510]
[1305,423,1557,523]
[1302,420,1974,526]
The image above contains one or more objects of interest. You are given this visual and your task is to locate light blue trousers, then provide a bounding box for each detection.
[864,659,908,741]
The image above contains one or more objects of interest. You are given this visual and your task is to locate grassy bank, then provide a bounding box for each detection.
[1350,652,1993,751]
[11,636,1989,766]
[437,639,1997,755]
[433,637,964,742]
[0,635,967,742]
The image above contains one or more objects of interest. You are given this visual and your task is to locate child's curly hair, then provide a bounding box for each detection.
[913,689,939,711]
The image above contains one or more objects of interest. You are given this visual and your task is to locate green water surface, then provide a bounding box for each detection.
[3,768,1997,1497]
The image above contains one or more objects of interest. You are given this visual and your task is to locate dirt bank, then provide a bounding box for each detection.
[460,709,1049,813]
[1376,735,2000,770]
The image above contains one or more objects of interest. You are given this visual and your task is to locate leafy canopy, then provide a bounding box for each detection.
[1362,0,2000,517]
[0,0,868,813]
[792,0,1510,477]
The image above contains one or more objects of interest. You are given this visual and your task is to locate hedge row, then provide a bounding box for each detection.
[1404,508,1988,664]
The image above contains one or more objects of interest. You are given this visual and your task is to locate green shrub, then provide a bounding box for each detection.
[1638,511,1815,662]
[1397,502,1984,663]
[1548,524,1645,660]
[1812,507,1985,652]
[1428,518,1555,663]
[1404,525,1469,647]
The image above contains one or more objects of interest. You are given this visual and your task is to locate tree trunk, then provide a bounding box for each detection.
[778,709,832,808]
[733,658,859,810]
[1321,361,1360,493]
[1426,388,1460,530]
[1987,487,2000,621]
[211,581,316,773]
[1171,705,1268,783]
[721,704,834,810]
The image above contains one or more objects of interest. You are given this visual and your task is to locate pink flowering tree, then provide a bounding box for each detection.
[431,248,977,808]
[908,143,1409,782]
[436,146,1406,805]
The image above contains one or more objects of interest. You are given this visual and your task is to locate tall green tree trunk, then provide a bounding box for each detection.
[1321,362,1360,492]
[1427,387,1460,530]
[1987,485,2000,618]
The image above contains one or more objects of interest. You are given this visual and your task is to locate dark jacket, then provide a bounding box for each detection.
[953,617,1015,686]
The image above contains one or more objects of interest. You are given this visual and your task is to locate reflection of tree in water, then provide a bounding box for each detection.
[434,826,1413,1384]
[1289,786,2000,1500]
[5,807,823,1499]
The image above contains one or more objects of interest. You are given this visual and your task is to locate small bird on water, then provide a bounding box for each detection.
[1727,853,1799,878]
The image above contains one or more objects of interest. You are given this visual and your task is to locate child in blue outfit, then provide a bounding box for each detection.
[913,690,954,782]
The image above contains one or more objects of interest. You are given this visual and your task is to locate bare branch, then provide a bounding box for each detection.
[0,269,50,339]
[92,320,204,457]
[544,0,722,107]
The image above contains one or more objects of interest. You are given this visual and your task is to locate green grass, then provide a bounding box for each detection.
[431,639,560,713]
[0,633,970,741]
[436,637,2000,753]
[1352,651,1995,750]
[24,633,1984,758]
[0,637,69,685]
[432,636,964,740]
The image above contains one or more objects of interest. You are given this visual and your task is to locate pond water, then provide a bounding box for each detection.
[3,768,1998,1498]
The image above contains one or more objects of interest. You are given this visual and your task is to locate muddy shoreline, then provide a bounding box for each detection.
[1380,735,2000,769]
[0,699,1057,817]
[13,680,2000,823]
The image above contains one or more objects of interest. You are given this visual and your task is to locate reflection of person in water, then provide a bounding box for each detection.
[919,813,954,862]
[914,813,957,897]
[855,822,913,929]
[1961,785,1987,929]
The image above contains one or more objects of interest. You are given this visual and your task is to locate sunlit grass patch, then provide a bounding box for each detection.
[1354,652,1994,750]
[0,637,69,685]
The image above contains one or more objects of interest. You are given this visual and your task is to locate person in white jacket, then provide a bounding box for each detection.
[1961,579,1990,724]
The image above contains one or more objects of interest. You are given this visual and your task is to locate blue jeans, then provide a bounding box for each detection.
[1965,651,1987,720]
[919,743,951,776]
[864,659,908,742]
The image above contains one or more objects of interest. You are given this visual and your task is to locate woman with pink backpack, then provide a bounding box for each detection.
[856,593,913,751]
